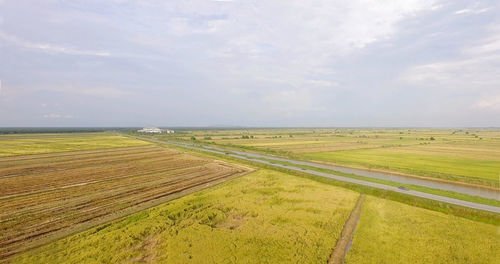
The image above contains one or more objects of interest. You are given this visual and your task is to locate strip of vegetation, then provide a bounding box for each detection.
[153,128,500,188]
[151,140,500,226]
[211,141,498,188]
[301,150,499,187]
[247,157,500,208]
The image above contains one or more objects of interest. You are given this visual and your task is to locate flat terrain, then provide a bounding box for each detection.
[0,144,249,260]
[0,133,150,157]
[161,129,500,187]
[3,131,498,263]
[345,196,500,264]
[14,170,360,264]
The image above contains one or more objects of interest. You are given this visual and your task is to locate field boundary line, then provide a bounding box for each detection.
[328,194,366,264]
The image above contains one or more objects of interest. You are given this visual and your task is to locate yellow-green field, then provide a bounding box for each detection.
[14,170,359,263]
[5,132,499,263]
[0,133,150,157]
[345,197,500,264]
[159,129,500,187]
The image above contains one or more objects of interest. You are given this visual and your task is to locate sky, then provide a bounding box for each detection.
[0,0,499,127]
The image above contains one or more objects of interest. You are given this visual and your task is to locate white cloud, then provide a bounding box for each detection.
[402,23,500,85]
[304,79,339,87]
[45,86,132,98]
[259,88,325,118]
[400,25,500,113]
[474,94,500,110]
[206,0,438,62]
[455,8,489,15]
[0,31,110,56]
[43,114,73,119]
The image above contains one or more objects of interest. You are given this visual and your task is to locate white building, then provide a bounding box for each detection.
[137,127,175,134]
[137,127,163,133]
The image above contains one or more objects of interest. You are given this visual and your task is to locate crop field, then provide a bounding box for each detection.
[14,169,360,264]
[345,197,499,264]
[0,144,249,261]
[3,131,498,263]
[0,133,150,157]
[160,129,500,187]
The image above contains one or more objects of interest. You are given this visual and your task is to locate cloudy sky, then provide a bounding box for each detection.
[0,0,499,127]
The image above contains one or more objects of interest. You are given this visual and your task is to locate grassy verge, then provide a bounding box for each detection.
[182,135,499,188]
[15,170,359,264]
[247,157,500,208]
[345,196,500,264]
[301,149,499,187]
[154,141,500,226]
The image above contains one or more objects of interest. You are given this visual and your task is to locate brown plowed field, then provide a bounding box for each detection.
[0,145,250,260]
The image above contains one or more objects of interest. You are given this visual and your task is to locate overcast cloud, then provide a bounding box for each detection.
[0,0,499,127]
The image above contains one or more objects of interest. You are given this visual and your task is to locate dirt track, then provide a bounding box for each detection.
[328,194,366,264]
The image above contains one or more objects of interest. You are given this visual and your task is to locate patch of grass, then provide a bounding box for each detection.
[14,170,360,264]
[345,196,500,264]
[0,133,150,157]
[302,149,499,186]
[252,157,500,207]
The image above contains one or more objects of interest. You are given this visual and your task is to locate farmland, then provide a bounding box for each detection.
[0,141,249,260]
[345,197,500,264]
[13,169,499,264]
[14,170,360,264]
[158,129,500,187]
[0,133,150,157]
[2,131,498,263]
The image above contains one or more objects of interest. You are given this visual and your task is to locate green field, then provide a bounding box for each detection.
[156,129,500,187]
[302,148,500,185]
[5,132,499,263]
[0,133,150,157]
[14,170,359,263]
[13,168,499,264]
[346,197,500,264]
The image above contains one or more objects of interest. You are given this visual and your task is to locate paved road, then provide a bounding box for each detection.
[127,135,500,213]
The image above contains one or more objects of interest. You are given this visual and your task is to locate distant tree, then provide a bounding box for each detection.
[430,137,435,140]
[191,136,196,140]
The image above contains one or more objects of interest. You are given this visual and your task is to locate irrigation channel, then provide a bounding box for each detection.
[126,135,500,213]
